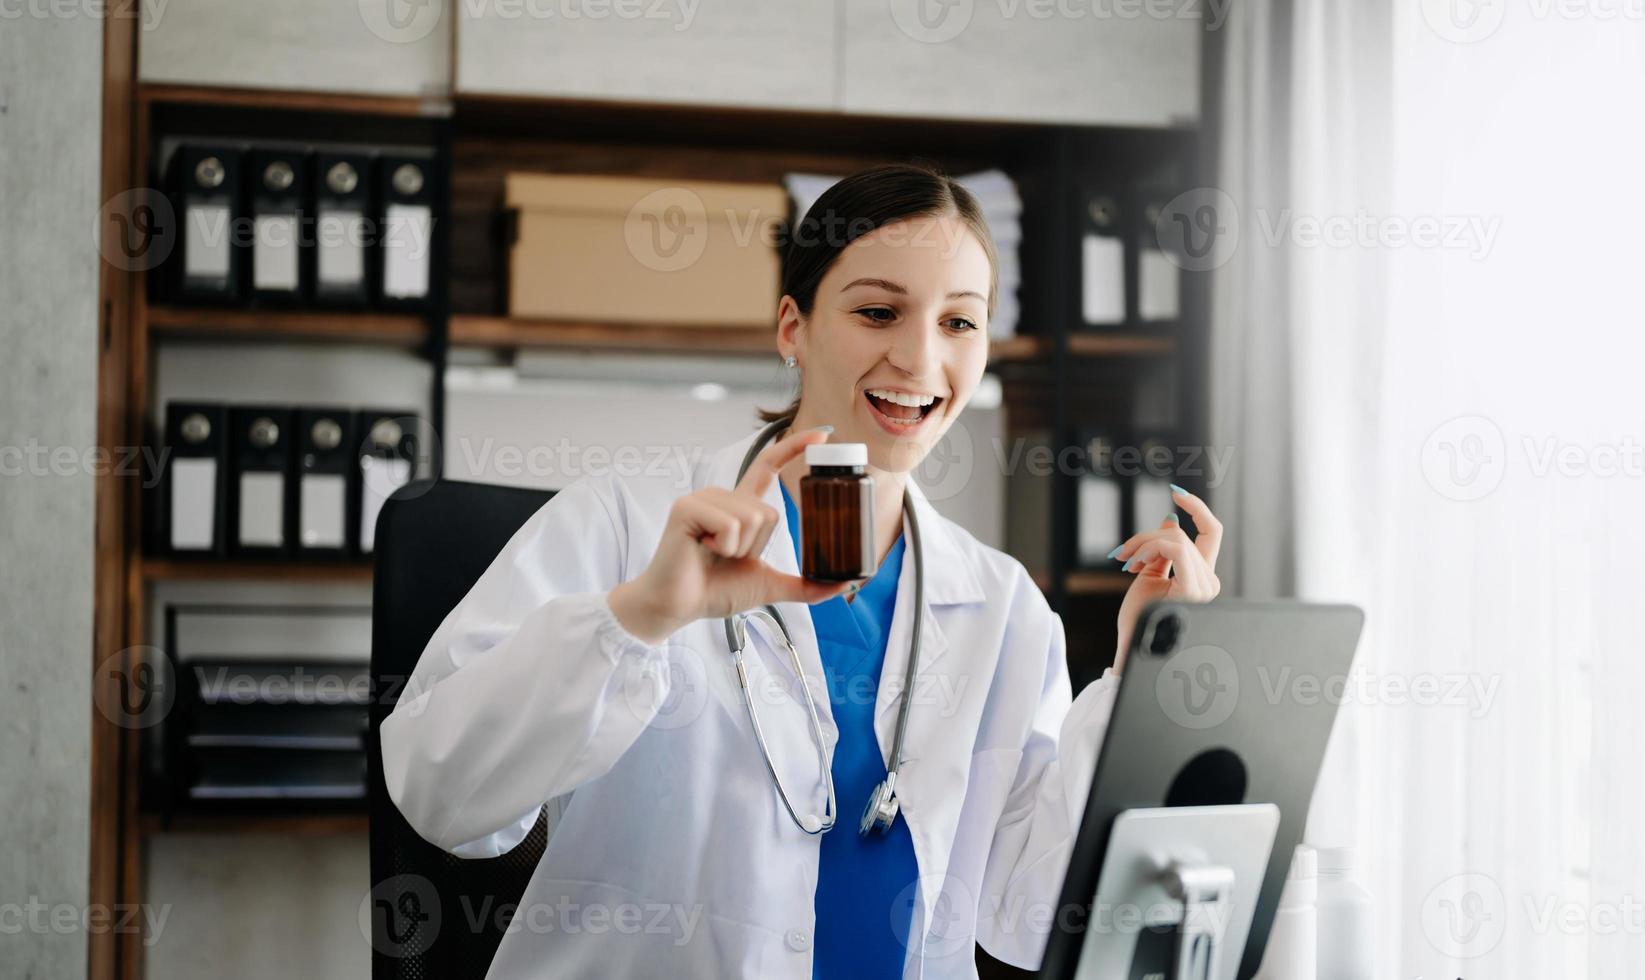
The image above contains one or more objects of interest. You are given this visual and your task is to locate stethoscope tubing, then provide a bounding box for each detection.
[722,417,924,836]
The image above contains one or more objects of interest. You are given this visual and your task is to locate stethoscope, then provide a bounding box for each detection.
[724,417,925,837]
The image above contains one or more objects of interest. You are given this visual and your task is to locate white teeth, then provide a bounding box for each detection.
[866,388,937,408]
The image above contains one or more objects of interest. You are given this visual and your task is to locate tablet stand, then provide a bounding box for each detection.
[1072,804,1280,980]
[1162,863,1237,980]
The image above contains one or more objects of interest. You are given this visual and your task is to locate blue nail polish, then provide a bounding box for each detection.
[1123,559,1139,572]
[1106,546,1125,560]
[818,425,834,433]
[1170,483,1188,496]
[1165,513,1179,525]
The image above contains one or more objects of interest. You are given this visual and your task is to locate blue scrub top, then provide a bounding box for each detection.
[780,483,921,978]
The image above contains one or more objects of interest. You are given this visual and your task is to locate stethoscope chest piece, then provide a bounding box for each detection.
[860,775,900,835]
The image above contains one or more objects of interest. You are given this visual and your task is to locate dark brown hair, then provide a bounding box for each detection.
[758,161,999,424]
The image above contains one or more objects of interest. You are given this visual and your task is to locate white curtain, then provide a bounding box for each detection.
[1212,1,1645,976]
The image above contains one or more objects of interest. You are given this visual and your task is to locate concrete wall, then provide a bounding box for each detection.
[0,11,104,980]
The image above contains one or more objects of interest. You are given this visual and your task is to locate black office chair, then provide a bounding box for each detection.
[366,478,556,980]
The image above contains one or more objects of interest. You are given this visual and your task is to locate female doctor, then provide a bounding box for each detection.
[380,163,1224,979]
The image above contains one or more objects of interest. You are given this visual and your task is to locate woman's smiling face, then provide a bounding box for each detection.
[779,213,993,474]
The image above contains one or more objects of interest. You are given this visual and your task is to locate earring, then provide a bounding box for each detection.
[784,355,797,368]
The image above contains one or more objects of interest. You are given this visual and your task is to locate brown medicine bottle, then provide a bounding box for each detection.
[799,443,875,582]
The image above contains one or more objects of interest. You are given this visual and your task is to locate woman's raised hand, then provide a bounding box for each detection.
[1110,485,1224,674]
[609,427,852,644]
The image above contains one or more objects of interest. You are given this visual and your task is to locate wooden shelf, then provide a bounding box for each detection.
[448,319,1117,364]
[1028,568,1131,595]
[1065,570,1132,595]
[450,314,777,356]
[146,305,430,348]
[140,812,368,837]
[987,335,1045,361]
[139,82,451,118]
[142,559,374,584]
[1066,333,1177,357]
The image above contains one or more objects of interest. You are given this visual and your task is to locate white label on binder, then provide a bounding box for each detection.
[359,455,412,553]
[238,471,285,547]
[1134,478,1177,533]
[299,473,347,548]
[170,457,217,550]
[1139,247,1181,322]
[1081,234,1125,325]
[383,203,432,299]
[184,202,232,279]
[253,214,300,291]
[317,210,366,287]
[1077,474,1123,563]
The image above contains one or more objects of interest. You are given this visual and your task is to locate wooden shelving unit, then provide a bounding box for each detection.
[140,812,368,837]
[1066,332,1177,357]
[140,559,375,584]
[95,74,1210,980]
[148,305,429,348]
[449,314,1080,363]
[137,82,451,119]
[1065,570,1134,595]
[1030,569,1133,596]
[449,314,774,356]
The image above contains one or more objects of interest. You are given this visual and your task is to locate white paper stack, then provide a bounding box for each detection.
[784,169,1024,339]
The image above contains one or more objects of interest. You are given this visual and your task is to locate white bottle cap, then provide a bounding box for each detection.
[806,443,867,467]
[1287,843,1319,880]
[1317,846,1357,873]
[1277,844,1318,908]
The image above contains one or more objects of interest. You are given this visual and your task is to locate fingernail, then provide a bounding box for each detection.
[1123,559,1139,572]
[1170,483,1188,496]
[1165,513,1179,525]
[816,425,834,434]
[1105,546,1125,560]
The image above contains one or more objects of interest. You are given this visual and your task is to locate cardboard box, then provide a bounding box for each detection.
[506,173,789,327]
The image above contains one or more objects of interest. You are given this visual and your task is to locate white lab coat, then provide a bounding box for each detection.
[380,429,1119,979]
